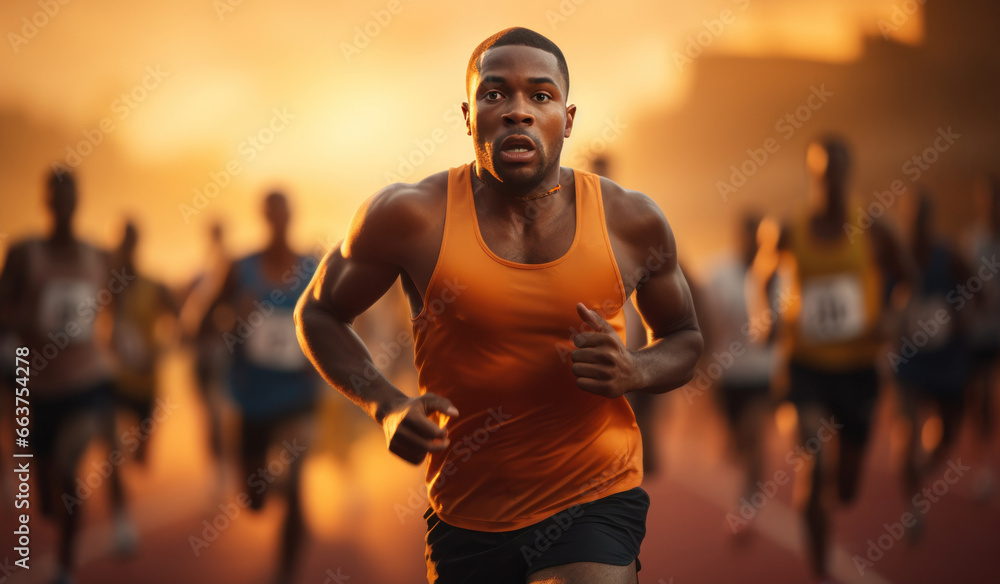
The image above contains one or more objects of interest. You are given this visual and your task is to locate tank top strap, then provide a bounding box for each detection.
[572,168,603,234]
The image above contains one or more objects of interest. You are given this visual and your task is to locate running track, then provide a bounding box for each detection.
[2,350,997,584]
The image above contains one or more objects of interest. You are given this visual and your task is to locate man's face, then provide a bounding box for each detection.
[264,194,290,237]
[806,141,847,210]
[48,184,77,229]
[463,45,575,189]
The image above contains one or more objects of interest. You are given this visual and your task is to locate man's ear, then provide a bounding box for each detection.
[564,104,577,138]
[462,102,471,136]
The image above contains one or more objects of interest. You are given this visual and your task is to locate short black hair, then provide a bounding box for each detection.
[466,27,570,98]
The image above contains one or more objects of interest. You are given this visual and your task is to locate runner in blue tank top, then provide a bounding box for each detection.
[201,191,319,584]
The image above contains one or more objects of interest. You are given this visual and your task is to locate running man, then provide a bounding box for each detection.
[753,137,915,582]
[706,213,779,538]
[0,170,135,584]
[201,191,319,584]
[180,220,231,481]
[893,189,974,537]
[295,28,703,584]
[111,219,179,466]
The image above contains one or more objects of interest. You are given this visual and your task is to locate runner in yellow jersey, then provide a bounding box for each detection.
[754,136,915,583]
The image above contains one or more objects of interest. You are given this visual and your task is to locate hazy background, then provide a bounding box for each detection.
[2,1,999,583]
[4,0,995,283]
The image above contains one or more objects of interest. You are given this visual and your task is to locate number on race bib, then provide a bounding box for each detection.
[245,309,307,371]
[799,274,867,343]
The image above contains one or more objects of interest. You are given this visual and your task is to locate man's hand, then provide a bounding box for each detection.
[381,393,459,464]
[571,302,643,398]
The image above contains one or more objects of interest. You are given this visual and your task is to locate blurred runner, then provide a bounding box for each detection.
[0,170,135,584]
[706,212,779,538]
[110,219,179,466]
[753,136,915,583]
[179,220,231,484]
[201,191,319,584]
[892,189,974,538]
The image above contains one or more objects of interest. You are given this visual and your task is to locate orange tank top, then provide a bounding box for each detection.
[412,163,643,532]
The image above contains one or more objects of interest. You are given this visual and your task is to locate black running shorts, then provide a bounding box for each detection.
[425,486,649,584]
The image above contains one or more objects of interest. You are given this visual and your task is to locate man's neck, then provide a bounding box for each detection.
[265,236,293,258]
[48,225,75,247]
[471,162,565,218]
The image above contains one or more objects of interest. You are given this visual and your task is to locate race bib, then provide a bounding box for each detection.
[245,309,306,371]
[799,274,867,343]
[38,279,97,343]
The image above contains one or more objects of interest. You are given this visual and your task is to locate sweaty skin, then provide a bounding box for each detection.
[294,44,702,470]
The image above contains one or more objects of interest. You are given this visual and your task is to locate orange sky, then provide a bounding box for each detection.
[0,0,921,283]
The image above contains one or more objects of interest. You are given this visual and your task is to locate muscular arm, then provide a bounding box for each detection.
[625,202,703,394]
[749,219,788,343]
[294,182,456,464]
[572,185,704,397]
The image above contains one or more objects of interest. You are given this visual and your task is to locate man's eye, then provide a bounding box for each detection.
[533,94,552,102]
[484,90,501,100]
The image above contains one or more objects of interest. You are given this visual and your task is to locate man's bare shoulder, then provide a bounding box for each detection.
[597,176,674,252]
[362,170,449,231]
[345,170,449,262]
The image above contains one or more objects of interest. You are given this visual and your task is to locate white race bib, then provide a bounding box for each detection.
[38,279,97,343]
[799,274,867,343]
[245,309,306,371]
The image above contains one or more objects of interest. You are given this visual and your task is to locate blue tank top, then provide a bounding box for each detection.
[228,252,318,420]
[894,243,970,394]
